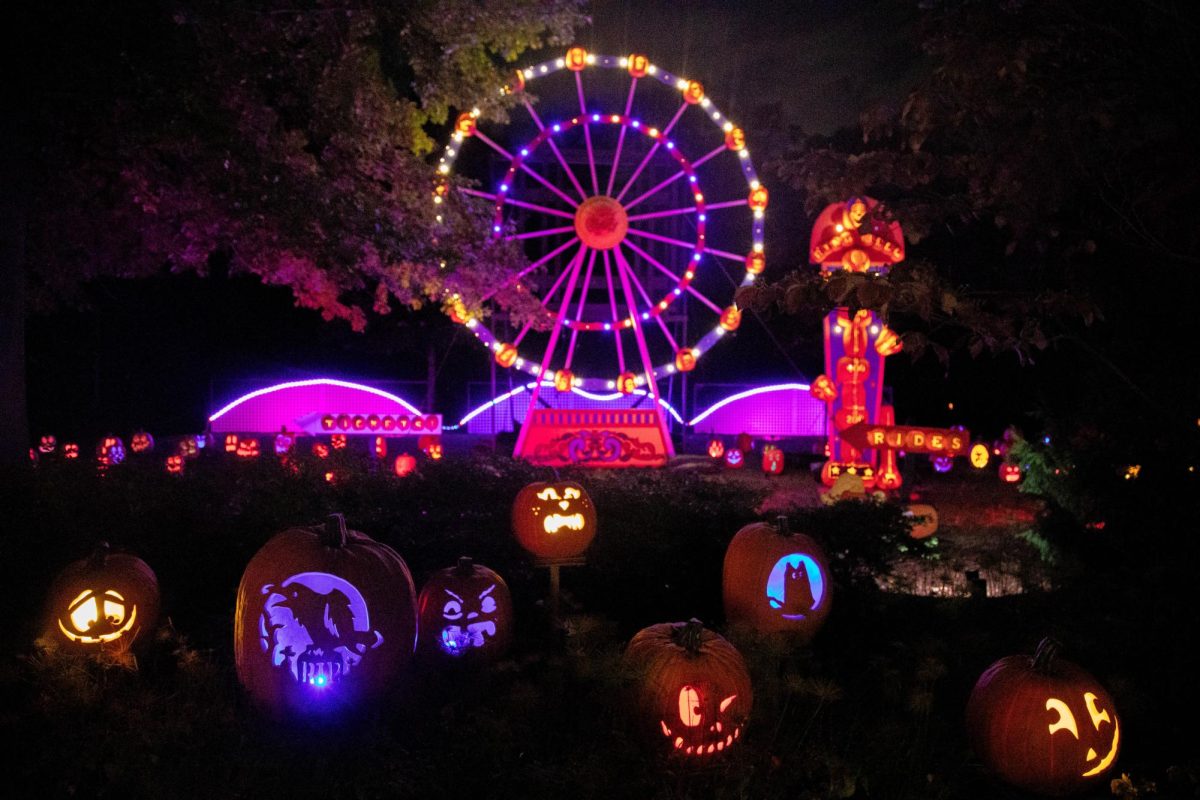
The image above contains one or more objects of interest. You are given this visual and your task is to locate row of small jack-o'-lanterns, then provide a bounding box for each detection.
[30,431,445,478]
[41,481,1116,794]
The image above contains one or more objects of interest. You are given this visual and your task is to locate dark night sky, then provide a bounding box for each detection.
[24,2,1032,442]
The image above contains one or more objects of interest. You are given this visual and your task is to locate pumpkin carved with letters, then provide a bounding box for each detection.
[722,518,831,641]
[418,557,512,662]
[966,638,1120,795]
[44,542,159,652]
[234,514,417,717]
[512,481,596,559]
[623,620,752,757]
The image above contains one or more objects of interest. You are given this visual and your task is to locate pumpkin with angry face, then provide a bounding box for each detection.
[623,620,752,757]
[966,638,1121,795]
[512,481,596,559]
[418,557,513,662]
[43,542,160,653]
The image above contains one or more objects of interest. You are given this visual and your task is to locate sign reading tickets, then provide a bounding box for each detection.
[841,423,969,455]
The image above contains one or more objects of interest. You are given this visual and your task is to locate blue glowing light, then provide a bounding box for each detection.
[765,554,825,619]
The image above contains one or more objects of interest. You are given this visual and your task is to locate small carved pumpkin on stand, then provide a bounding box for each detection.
[722,517,831,641]
[622,619,753,757]
[418,557,513,662]
[43,542,160,653]
[512,481,596,559]
[966,638,1121,796]
[234,514,418,718]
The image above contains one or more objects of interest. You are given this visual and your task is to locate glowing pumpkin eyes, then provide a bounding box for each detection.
[535,486,580,502]
[679,686,702,727]
[442,600,463,620]
[536,488,560,501]
[719,694,737,712]
[563,488,580,500]
[1084,692,1111,729]
[1046,698,1080,738]
[480,595,497,614]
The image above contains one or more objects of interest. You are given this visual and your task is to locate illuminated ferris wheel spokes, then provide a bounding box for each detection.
[438,47,768,394]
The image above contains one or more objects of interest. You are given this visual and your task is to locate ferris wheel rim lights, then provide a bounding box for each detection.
[436,48,766,391]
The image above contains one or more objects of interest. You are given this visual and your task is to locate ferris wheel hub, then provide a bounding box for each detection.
[574,196,629,250]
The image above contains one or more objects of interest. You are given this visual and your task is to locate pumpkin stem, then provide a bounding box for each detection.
[88,541,111,569]
[456,556,474,576]
[671,618,706,655]
[1032,637,1062,672]
[775,515,790,534]
[322,514,349,548]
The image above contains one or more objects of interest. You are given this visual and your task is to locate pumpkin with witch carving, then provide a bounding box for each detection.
[234,514,417,717]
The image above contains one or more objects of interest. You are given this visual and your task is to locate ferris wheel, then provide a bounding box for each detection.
[438,47,767,465]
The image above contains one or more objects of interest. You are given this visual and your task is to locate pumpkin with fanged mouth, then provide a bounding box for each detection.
[44,542,159,652]
[623,619,752,757]
[512,481,596,559]
[967,638,1121,795]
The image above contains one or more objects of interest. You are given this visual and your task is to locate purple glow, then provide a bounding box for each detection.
[208,379,424,433]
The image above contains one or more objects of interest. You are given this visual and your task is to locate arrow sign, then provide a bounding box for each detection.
[841,423,969,455]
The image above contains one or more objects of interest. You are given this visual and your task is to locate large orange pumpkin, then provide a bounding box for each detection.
[966,638,1121,796]
[43,542,159,653]
[417,557,513,662]
[511,481,596,559]
[722,518,831,641]
[623,620,752,757]
[234,514,417,717]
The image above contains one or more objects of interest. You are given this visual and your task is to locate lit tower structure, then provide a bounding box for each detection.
[808,197,906,488]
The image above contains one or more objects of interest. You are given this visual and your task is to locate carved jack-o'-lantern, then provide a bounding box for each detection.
[554,369,575,392]
[674,348,697,372]
[236,438,261,458]
[99,436,125,465]
[223,434,239,453]
[178,437,198,459]
[330,434,347,450]
[418,557,513,662]
[44,543,159,652]
[761,446,784,475]
[725,126,746,151]
[967,638,1121,796]
[969,442,990,469]
[495,343,518,368]
[615,371,638,394]
[903,504,939,539]
[38,435,57,454]
[722,518,831,641]
[707,438,725,459]
[1000,462,1023,484]
[683,80,704,104]
[275,429,295,455]
[744,251,765,276]
[565,46,588,71]
[724,448,744,469]
[747,185,769,211]
[418,434,442,460]
[373,436,387,459]
[932,454,954,473]
[623,620,753,757]
[165,454,185,475]
[63,442,80,459]
[312,442,330,459]
[130,430,154,453]
[234,515,418,717]
[719,305,741,331]
[627,53,649,78]
[454,112,476,138]
[393,453,417,477]
[512,481,597,559]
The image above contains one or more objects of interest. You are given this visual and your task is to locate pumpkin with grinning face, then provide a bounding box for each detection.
[418,557,512,662]
[44,542,159,653]
[512,481,596,559]
[623,619,752,757]
[967,638,1121,796]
